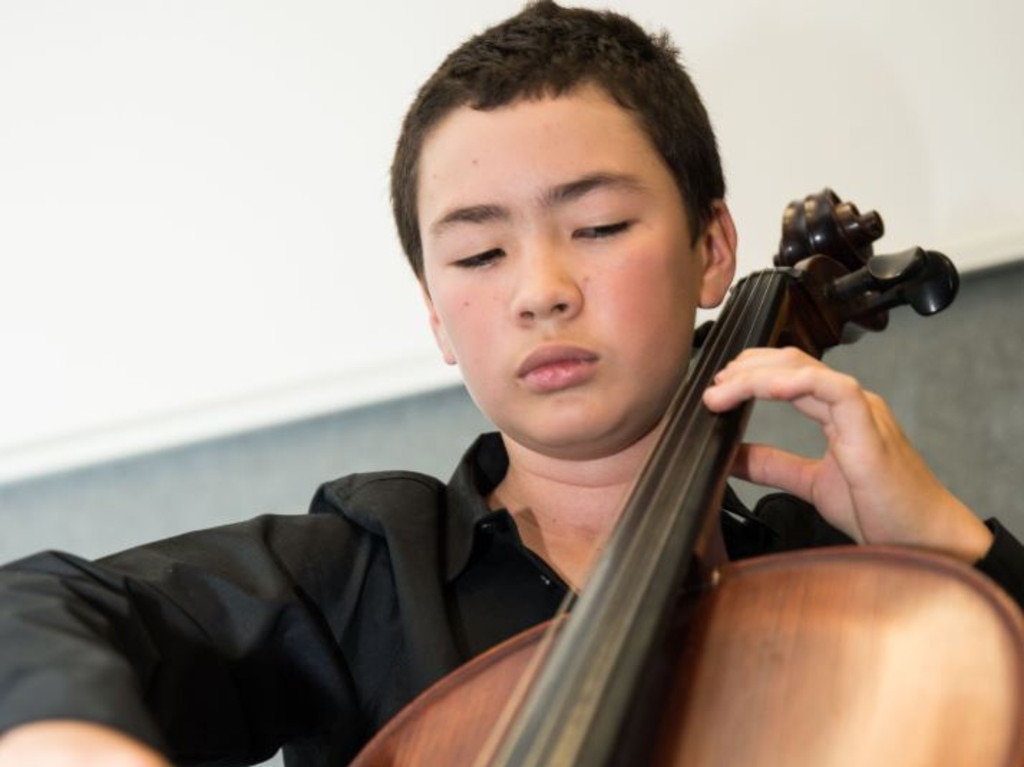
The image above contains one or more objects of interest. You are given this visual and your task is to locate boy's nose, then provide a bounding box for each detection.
[511,251,582,324]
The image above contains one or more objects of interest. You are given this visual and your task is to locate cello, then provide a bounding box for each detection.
[352,189,1024,766]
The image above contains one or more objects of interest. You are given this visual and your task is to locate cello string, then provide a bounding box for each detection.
[626,269,780,575]
[468,599,575,767]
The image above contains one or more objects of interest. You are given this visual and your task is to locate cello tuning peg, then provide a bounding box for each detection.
[904,250,959,315]
[830,247,922,302]
[831,248,960,320]
[834,202,884,250]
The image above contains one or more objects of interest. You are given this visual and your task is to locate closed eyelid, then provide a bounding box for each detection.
[454,249,504,269]
[575,221,632,237]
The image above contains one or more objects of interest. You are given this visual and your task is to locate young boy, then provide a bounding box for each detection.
[1,2,1021,766]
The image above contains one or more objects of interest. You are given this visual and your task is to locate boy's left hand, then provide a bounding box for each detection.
[702,347,993,563]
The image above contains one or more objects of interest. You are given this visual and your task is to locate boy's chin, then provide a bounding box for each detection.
[505,417,659,463]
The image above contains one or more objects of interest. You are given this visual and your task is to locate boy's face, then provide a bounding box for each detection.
[417,84,735,461]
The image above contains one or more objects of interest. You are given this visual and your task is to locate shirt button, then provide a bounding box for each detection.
[539,575,552,587]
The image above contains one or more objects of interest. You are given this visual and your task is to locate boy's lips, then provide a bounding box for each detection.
[517,344,599,391]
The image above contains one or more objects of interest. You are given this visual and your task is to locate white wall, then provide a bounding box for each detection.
[2,0,1022,485]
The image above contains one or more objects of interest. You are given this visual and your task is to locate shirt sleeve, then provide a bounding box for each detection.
[727,491,1024,612]
[0,512,370,765]
[974,518,1024,610]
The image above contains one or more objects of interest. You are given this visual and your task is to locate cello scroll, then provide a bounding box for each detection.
[772,188,959,353]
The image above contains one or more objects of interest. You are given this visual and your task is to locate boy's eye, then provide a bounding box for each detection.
[574,221,632,239]
[454,249,504,269]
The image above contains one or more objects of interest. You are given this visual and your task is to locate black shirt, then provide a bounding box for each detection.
[0,432,1022,767]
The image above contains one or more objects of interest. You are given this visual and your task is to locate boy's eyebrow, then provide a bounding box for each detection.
[430,204,509,235]
[541,172,646,207]
[428,172,645,236]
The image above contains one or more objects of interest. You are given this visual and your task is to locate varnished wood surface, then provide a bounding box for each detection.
[657,545,1024,766]
[351,546,1024,766]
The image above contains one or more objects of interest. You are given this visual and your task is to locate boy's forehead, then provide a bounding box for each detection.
[417,85,665,215]
[428,85,647,157]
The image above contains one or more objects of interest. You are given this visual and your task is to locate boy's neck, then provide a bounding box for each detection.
[488,430,658,590]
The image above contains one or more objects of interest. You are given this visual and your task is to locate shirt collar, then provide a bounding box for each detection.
[442,432,510,581]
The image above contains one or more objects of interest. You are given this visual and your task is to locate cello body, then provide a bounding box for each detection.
[352,546,1024,766]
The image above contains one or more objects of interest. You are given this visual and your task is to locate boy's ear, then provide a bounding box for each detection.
[420,282,458,366]
[697,200,738,309]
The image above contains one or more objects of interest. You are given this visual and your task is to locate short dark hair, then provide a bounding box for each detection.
[390,0,725,279]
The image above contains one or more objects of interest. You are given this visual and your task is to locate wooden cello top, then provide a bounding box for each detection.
[352,545,1024,766]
